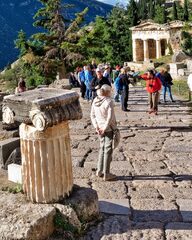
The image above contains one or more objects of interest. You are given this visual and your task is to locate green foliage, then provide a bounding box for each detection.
[138,0,148,20]
[1,184,23,194]
[172,79,190,100]
[154,4,167,23]
[148,0,155,19]
[54,211,78,234]
[127,0,138,26]
[181,31,192,56]
[184,0,189,21]
[15,30,29,57]
[172,1,178,20]
[176,2,184,20]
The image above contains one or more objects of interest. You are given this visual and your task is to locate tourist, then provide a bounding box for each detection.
[103,64,112,83]
[156,68,175,103]
[90,59,97,71]
[15,78,26,94]
[69,72,79,88]
[91,84,117,181]
[119,67,130,112]
[187,73,192,101]
[91,67,111,100]
[78,67,86,99]
[84,65,94,101]
[140,70,162,115]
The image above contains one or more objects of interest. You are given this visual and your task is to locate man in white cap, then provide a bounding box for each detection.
[91,84,117,181]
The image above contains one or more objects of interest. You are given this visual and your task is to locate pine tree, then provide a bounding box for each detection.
[184,0,189,21]
[31,0,87,80]
[138,0,148,20]
[172,1,178,20]
[15,30,29,57]
[149,0,155,19]
[15,0,88,85]
[127,0,138,26]
[154,4,167,23]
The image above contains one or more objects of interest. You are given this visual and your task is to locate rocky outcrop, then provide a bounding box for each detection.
[64,185,99,222]
[0,191,56,240]
[172,50,191,63]
[0,186,99,239]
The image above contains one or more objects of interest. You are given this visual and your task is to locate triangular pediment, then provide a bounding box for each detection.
[130,20,166,31]
[130,20,186,31]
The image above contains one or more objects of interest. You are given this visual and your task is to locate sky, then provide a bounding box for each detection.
[97,0,128,6]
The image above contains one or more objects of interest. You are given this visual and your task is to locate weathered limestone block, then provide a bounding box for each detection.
[54,204,82,231]
[187,59,192,72]
[0,191,56,240]
[169,62,185,77]
[64,186,99,222]
[3,88,82,130]
[0,137,20,168]
[20,121,73,203]
[172,50,191,63]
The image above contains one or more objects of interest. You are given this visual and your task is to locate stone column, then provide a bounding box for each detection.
[156,39,162,59]
[20,121,73,203]
[143,39,149,62]
[3,88,82,203]
[132,39,137,62]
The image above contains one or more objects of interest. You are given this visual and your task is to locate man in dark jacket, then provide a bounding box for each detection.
[91,68,111,99]
[119,68,130,112]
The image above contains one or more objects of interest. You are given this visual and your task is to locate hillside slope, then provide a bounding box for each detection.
[0,0,112,69]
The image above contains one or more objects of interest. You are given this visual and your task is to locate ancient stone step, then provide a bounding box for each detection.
[99,199,131,215]
[0,191,56,240]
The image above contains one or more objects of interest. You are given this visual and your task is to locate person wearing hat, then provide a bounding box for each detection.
[103,64,112,83]
[91,67,111,100]
[140,70,162,115]
[91,84,117,181]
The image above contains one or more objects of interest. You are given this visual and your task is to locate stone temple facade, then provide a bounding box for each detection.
[130,20,185,62]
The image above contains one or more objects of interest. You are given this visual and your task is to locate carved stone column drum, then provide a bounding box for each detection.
[3,88,82,203]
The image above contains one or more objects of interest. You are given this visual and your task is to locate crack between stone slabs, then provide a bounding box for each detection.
[173,199,183,222]
[162,223,167,240]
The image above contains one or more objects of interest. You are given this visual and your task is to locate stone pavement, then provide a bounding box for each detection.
[70,86,192,240]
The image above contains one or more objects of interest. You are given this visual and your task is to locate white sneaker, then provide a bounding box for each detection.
[103,173,117,181]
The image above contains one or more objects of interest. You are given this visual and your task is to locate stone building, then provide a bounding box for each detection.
[130,20,185,62]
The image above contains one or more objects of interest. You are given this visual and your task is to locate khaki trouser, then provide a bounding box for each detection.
[148,91,159,111]
[97,131,113,174]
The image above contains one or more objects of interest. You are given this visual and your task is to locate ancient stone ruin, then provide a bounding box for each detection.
[2,88,82,203]
[130,20,185,62]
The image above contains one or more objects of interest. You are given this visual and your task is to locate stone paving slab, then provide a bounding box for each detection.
[176,199,192,222]
[127,222,164,240]
[166,222,192,240]
[131,199,182,222]
[92,181,128,199]
[0,191,55,240]
[99,199,130,215]
[132,159,171,176]
[80,215,130,240]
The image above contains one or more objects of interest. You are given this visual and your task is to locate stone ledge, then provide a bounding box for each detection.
[0,137,20,168]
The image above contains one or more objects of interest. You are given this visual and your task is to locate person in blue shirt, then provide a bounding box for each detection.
[84,65,94,101]
[78,67,86,99]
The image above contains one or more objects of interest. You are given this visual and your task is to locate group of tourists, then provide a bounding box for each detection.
[90,66,176,181]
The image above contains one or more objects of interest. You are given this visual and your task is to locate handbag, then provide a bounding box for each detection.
[113,128,120,149]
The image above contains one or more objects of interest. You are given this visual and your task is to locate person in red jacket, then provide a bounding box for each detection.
[140,70,162,115]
